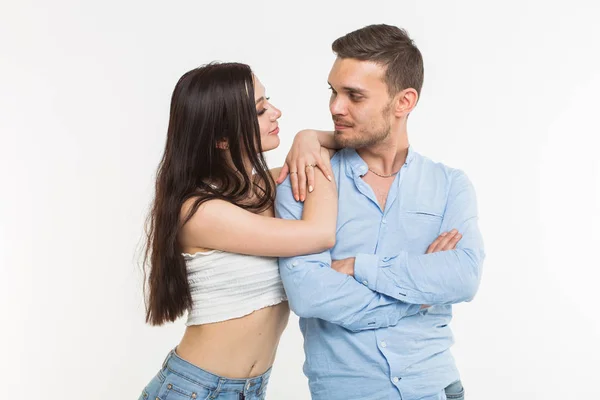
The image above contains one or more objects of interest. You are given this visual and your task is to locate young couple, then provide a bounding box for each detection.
[140,24,485,400]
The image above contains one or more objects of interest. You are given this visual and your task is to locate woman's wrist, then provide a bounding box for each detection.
[297,129,339,150]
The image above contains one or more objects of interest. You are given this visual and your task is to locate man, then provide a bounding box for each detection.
[275,24,485,400]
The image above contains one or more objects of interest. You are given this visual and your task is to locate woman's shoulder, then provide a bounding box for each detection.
[181,195,227,219]
[269,167,282,181]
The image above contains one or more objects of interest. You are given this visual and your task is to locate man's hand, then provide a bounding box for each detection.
[331,231,462,307]
[276,130,333,202]
[426,229,462,254]
[331,257,355,276]
[421,229,462,309]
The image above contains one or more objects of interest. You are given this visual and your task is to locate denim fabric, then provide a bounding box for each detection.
[444,380,465,400]
[139,349,271,400]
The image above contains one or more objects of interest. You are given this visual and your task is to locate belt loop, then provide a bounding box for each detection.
[209,378,226,399]
[161,349,174,370]
[256,376,266,396]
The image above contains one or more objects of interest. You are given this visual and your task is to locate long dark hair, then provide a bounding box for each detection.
[144,62,275,325]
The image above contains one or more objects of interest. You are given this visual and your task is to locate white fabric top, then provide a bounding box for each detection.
[183,250,287,325]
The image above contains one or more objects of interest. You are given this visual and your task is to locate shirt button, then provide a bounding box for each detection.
[362,280,368,285]
[292,261,298,267]
[380,341,387,348]
[392,376,400,383]
[382,218,387,224]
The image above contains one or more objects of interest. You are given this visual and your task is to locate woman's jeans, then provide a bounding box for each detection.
[139,349,271,400]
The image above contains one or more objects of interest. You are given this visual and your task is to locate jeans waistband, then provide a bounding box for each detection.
[161,348,271,396]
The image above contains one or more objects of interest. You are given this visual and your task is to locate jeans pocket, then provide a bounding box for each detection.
[445,380,465,400]
[140,370,166,399]
[159,374,213,400]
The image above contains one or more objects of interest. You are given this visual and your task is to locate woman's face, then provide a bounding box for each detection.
[254,75,282,152]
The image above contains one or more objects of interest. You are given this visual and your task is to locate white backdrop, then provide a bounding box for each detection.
[1,1,599,399]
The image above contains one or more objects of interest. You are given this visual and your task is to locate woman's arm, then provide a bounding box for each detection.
[179,148,337,258]
[312,130,341,150]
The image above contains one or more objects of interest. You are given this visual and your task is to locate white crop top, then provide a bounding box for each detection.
[183,250,287,325]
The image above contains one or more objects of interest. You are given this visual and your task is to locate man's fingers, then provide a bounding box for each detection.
[427,232,450,253]
[426,233,445,254]
[443,232,462,250]
[432,230,459,252]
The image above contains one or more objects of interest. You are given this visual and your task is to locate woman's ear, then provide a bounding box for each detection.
[216,139,229,150]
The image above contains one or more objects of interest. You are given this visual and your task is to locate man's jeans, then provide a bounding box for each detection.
[444,380,465,399]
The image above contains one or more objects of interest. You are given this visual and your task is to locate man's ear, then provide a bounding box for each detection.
[393,88,419,117]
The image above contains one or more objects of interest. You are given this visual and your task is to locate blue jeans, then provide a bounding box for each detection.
[139,349,271,400]
[444,380,465,400]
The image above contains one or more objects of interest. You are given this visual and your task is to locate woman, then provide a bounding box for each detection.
[140,62,337,400]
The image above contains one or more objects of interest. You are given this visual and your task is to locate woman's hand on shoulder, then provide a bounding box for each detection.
[276,129,334,202]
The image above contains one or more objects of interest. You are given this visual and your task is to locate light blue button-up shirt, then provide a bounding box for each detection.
[275,147,485,400]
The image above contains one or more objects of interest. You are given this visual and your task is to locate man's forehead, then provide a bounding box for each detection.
[328,58,386,86]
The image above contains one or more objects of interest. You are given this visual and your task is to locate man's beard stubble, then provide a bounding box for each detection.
[333,102,393,149]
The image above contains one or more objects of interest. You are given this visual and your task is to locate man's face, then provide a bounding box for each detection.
[328,58,394,148]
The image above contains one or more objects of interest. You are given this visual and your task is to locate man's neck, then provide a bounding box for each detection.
[356,130,410,176]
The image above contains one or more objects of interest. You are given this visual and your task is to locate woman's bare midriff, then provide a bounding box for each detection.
[177,202,286,379]
[176,301,290,379]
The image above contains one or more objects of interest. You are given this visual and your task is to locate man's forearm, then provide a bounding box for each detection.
[279,255,422,332]
[354,247,485,305]
[353,169,486,305]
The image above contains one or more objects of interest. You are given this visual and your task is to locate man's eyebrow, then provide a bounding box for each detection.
[343,87,367,95]
[328,82,367,95]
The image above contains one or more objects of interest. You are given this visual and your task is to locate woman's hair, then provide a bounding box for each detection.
[144,62,275,325]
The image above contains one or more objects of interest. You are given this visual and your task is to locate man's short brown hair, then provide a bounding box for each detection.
[332,24,424,97]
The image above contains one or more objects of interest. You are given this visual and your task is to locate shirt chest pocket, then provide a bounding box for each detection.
[399,210,443,253]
